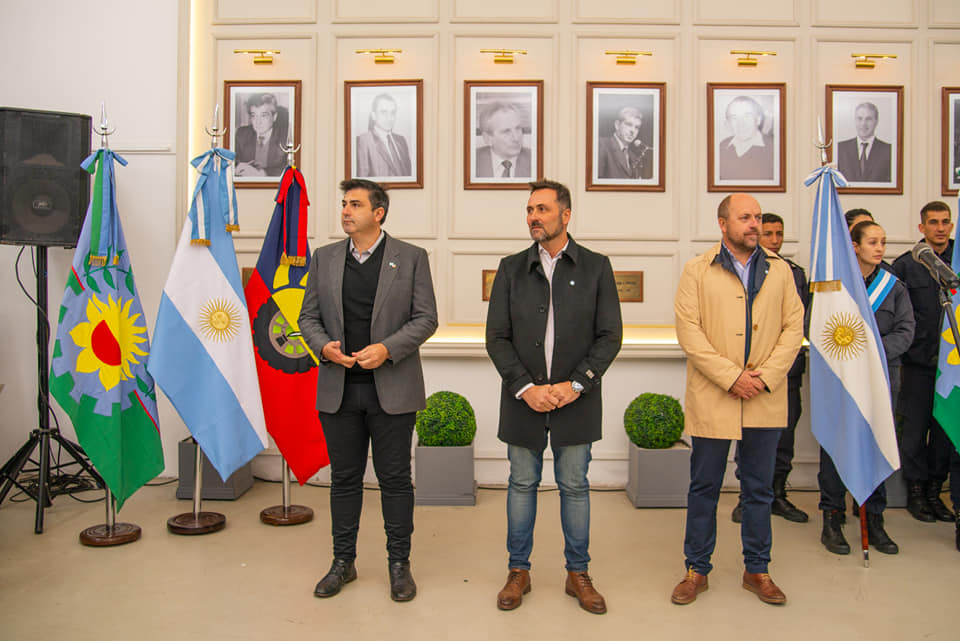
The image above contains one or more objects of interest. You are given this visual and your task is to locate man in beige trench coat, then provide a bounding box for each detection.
[670,193,803,606]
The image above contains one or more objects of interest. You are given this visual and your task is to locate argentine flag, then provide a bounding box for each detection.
[148,148,267,482]
[806,165,899,504]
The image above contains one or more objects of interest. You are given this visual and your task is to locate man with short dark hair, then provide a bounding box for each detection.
[486,179,622,614]
[235,93,288,177]
[837,102,892,183]
[671,193,803,607]
[300,178,438,602]
[596,106,652,180]
[355,94,413,178]
[892,201,957,523]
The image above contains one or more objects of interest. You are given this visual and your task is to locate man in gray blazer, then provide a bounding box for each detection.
[486,180,622,614]
[299,178,438,602]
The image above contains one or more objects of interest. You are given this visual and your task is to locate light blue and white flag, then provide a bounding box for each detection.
[806,165,899,505]
[148,148,267,482]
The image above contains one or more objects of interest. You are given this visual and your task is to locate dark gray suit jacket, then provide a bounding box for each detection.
[475,146,532,178]
[837,137,892,182]
[299,233,438,414]
[485,237,623,450]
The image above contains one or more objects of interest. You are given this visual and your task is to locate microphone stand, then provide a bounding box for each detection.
[938,284,960,355]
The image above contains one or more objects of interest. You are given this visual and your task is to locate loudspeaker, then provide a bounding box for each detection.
[0,108,91,248]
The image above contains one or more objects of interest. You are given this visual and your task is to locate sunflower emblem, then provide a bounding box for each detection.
[70,294,149,391]
[820,312,867,360]
[942,306,960,365]
[198,298,241,342]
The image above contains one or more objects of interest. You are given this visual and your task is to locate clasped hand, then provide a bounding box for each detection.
[728,370,765,400]
[521,382,581,413]
[321,340,389,369]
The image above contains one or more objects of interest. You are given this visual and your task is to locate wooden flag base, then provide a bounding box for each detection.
[79,522,141,546]
[167,511,226,535]
[260,504,313,526]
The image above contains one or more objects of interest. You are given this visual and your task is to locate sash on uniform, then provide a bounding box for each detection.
[866,269,896,313]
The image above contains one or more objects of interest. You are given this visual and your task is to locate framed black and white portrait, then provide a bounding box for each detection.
[345,79,423,189]
[464,80,543,189]
[942,87,960,196]
[707,83,785,192]
[586,82,665,192]
[224,80,301,189]
[826,85,903,195]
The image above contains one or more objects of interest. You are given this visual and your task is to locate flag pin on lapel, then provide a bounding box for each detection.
[389,261,397,268]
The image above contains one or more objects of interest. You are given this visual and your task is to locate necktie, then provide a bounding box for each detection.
[501,159,512,178]
[387,134,402,174]
[859,142,868,176]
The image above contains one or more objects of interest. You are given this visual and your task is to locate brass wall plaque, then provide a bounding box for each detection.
[614,271,643,302]
[481,269,497,301]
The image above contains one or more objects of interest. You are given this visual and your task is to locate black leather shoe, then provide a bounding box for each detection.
[866,512,899,554]
[821,510,850,555]
[925,481,955,522]
[314,558,357,598]
[389,561,417,602]
[772,496,809,523]
[906,481,936,522]
[731,498,743,524]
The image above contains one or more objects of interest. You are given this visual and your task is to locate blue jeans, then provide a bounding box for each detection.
[684,429,782,575]
[507,442,592,572]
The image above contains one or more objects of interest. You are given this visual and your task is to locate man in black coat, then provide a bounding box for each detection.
[485,180,622,615]
[891,200,956,523]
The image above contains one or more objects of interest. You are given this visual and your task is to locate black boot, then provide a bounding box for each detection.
[955,513,960,553]
[771,474,809,523]
[925,480,955,522]
[866,512,899,554]
[906,481,936,522]
[731,496,743,523]
[314,558,357,598]
[388,560,417,602]
[821,510,850,555]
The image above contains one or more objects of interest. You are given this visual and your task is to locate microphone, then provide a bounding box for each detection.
[911,242,960,289]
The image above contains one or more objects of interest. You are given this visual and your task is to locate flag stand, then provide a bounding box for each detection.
[260,460,313,525]
[80,488,141,546]
[859,510,870,567]
[167,439,225,535]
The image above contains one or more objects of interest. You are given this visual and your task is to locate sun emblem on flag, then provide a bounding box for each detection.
[70,294,149,391]
[942,306,960,365]
[820,312,867,360]
[199,298,241,342]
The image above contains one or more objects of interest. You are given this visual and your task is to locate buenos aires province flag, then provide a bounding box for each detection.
[806,165,899,504]
[932,194,960,454]
[148,148,267,482]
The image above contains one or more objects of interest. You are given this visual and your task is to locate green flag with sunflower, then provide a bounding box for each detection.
[49,149,163,510]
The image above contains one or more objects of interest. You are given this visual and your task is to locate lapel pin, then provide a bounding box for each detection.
[569,280,575,286]
[389,261,397,268]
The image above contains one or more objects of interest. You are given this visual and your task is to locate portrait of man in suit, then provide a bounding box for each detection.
[596,106,653,180]
[836,102,892,183]
[233,92,288,178]
[354,93,413,179]
[474,101,532,180]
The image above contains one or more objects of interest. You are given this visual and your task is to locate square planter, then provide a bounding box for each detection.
[414,443,476,506]
[884,467,907,508]
[176,438,253,500]
[625,439,691,508]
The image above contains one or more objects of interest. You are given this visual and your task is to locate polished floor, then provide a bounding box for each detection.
[0,481,956,641]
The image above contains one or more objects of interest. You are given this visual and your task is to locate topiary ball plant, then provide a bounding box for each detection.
[624,393,684,449]
[416,391,477,447]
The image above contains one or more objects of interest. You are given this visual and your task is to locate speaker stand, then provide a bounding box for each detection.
[0,246,103,533]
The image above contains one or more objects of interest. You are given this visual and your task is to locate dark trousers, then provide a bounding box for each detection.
[899,365,952,483]
[818,447,886,514]
[319,381,415,563]
[684,428,782,575]
[950,448,960,511]
[775,383,802,477]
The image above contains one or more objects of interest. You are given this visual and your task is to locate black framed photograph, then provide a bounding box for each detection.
[826,84,903,195]
[464,80,543,189]
[707,83,786,192]
[586,82,665,192]
[345,79,423,189]
[224,80,301,189]
[942,87,960,196]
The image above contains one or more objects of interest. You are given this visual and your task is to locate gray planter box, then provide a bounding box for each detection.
[176,438,253,500]
[625,439,691,508]
[884,467,907,508]
[414,443,476,506]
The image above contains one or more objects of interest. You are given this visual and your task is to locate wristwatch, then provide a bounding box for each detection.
[570,380,584,393]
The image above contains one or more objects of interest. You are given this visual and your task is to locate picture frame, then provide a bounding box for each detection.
[464,80,543,189]
[586,82,665,192]
[942,87,960,196]
[224,80,301,189]
[825,84,903,195]
[345,79,423,189]
[707,83,786,192]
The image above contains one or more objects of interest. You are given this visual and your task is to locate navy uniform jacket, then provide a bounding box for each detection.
[485,237,622,450]
[784,257,809,384]
[892,239,954,369]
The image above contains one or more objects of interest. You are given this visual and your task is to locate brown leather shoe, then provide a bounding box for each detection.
[742,571,786,604]
[565,571,607,614]
[497,569,531,610]
[670,568,708,605]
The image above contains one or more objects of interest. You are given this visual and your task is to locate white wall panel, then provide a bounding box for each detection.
[930,0,960,28]
[812,0,917,28]
[333,0,439,22]
[608,253,678,325]
[215,0,317,23]
[452,0,557,23]
[693,0,799,26]
[572,0,680,24]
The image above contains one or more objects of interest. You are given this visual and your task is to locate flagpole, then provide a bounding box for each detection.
[167,439,227,535]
